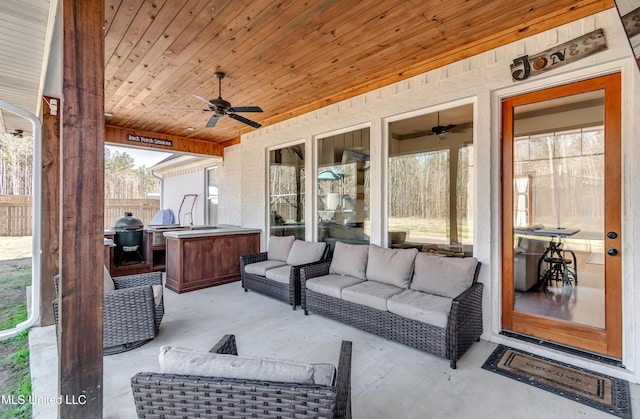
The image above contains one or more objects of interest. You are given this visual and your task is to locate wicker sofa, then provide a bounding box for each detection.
[131,334,352,419]
[301,242,482,369]
[241,235,329,309]
[53,269,164,355]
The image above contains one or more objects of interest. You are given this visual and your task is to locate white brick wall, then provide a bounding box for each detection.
[218,9,640,382]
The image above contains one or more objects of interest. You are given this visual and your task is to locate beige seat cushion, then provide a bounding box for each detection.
[245,260,288,276]
[159,346,335,386]
[287,240,326,266]
[268,235,296,262]
[410,254,478,299]
[329,241,369,280]
[305,274,365,299]
[387,290,452,329]
[341,280,404,311]
[365,244,418,288]
[264,265,292,284]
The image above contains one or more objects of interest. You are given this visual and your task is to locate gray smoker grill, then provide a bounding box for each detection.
[113,212,144,266]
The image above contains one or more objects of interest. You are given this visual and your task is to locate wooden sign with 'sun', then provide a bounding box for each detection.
[510,29,606,82]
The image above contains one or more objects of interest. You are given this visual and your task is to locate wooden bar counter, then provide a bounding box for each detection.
[164,226,261,293]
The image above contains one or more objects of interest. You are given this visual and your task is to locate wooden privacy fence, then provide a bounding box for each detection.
[0,196,160,236]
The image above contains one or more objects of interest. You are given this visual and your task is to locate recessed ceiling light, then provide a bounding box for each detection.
[186,127,196,131]
[104,112,114,117]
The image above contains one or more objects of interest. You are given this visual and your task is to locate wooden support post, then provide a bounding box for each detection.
[40,96,60,326]
[59,0,105,417]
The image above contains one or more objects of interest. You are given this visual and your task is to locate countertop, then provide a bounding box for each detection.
[162,225,261,239]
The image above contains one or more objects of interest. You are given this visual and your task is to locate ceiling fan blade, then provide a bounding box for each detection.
[443,124,457,131]
[228,113,261,128]
[205,114,221,128]
[192,94,216,108]
[167,108,208,112]
[228,106,263,113]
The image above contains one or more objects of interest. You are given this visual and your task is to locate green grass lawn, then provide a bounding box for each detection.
[0,265,32,419]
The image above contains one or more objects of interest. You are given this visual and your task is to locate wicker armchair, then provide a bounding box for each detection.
[241,243,329,309]
[131,334,352,419]
[53,271,164,355]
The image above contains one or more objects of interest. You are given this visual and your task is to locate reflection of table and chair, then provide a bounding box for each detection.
[514,227,579,290]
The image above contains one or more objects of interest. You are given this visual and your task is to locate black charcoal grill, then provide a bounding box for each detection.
[113,212,144,266]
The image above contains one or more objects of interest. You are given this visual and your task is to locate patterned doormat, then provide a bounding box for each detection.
[482,345,631,418]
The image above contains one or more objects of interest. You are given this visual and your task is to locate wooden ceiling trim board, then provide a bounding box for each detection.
[103,0,124,35]
[227,0,426,103]
[257,0,612,129]
[106,1,235,111]
[108,0,257,118]
[105,124,224,156]
[105,0,212,101]
[123,0,313,115]
[153,0,345,131]
[105,0,208,97]
[104,0,143,64]
[247,11,445,101]
[104,0,171,83]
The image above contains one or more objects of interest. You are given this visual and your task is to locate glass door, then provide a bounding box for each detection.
[501,74,622,358]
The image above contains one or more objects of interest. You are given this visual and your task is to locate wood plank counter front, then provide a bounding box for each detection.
[164,226,260,293]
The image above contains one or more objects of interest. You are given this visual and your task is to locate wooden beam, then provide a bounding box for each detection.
[40,96,60,326]
[59,0,104,417]
[105,124,223,157]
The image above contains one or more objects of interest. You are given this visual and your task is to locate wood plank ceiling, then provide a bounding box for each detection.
[104,0,613,146]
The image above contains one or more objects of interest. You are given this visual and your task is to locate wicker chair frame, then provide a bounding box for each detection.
[301,261,482,369]
[131,334,352,419]
[53,271,164,355]
[241,246,329,309]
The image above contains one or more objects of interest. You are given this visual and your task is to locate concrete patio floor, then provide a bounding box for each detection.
[30,280,640,418]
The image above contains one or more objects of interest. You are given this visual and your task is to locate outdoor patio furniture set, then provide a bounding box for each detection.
[242,237,483,369]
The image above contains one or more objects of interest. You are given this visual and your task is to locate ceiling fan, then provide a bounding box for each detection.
[429,112,457,136]
[186,72,263,129]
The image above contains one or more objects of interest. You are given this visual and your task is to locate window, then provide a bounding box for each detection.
[268,144,305,239]
[388,105,474,254]
[206,167,218,225]
[317,128,370,246]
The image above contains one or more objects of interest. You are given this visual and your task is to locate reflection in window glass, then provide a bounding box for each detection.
[207,168,218,225]
[388,105,474,255]
[269,145,305,239]
[317,128,370,249]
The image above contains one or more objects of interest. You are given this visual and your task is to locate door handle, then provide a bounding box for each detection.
[607,248,619,256]
[607,231,618,239]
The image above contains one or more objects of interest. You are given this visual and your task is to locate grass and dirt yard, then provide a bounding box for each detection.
[0,236,33,419]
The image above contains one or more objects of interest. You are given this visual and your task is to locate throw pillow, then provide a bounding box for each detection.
[329,241,369,280]
[104,266,115,292]
[286,240,326,266]
[267,235,296,262]
[366,244,418,288]
[410,253,478,298]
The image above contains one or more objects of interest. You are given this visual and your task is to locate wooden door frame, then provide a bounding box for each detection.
[501,73,622,358]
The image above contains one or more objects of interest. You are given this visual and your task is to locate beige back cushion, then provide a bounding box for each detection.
[286,240,326,266]
[366,244,418,288]
[159,346,335,386]
[329,241,369,280]
[410,253,478,298]
[268,235,296,262]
